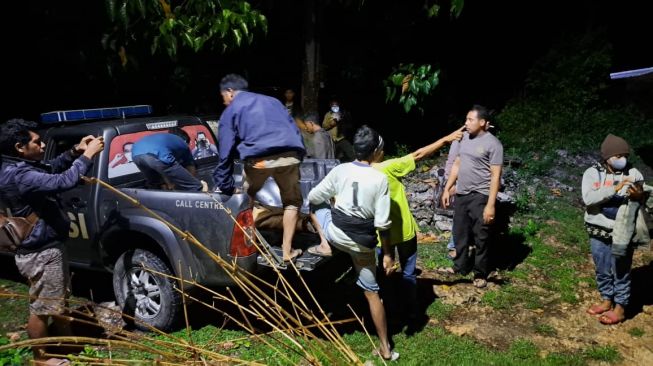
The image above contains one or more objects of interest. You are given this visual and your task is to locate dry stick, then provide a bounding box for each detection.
[285,268,355,360]
[177,260,196,360]
[221,294,306,366]
[226,286,257,333]
[0,337,180,360]
[159,272,302,365]
[83,177,359,365]
[347,304,389,366]
[33,287,194,347]
[196,197,350,360]
[1,292,262,363]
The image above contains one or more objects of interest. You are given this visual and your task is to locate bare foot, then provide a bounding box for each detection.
[587,299,612,315]
[283,248,302,262]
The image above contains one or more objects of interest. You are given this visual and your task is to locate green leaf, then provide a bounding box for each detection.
[167,34,178,58]
[119,0,128,30]
[391,73,404,85]
[105,0,117,23]
[451,0,465,18]
[135,0,146,18]
[422,80,431,94]
[194,36,204,52]
[260,16,268,34]
[239,20,249,39]
[426,4,440,18]
[183,32,194,48]
[418,65,426,78]
[232,28,242,46]
[403,100,412,113]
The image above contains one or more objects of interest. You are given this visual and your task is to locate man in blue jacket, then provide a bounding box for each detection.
[213,74,306,262]
[132,127,203,191]
[0,118,104,364]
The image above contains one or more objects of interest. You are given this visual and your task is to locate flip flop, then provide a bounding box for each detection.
[599,310,624,325]
[307,245,332,257]
[436,266,456,274]
[38,359,70,366]
[586,303,610,315]
[283,248,303,263]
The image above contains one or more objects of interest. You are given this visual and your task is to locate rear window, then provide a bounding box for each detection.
[108,125,217,179]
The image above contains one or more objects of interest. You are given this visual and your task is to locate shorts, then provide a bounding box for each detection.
[15,246,70,316]
[245,160,302,209]
[314,207,379,292]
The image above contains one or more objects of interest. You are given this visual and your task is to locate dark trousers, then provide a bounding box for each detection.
[453,192,492,278]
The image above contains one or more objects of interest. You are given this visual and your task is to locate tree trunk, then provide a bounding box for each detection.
[301,0,320,113]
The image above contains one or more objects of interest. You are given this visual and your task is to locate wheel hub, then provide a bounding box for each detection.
[127,268,162,319]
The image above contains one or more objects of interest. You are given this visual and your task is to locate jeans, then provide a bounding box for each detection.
[447,234,455,250]
[376,236,418,318]
[590,237,633,306]
[133,153,202,191]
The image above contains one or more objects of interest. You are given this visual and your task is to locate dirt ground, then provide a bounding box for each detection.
[420,248,653,365]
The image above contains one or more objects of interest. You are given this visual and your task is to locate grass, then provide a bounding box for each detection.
[0,278,30,334]
[426,301,455,321]
[418,240,452,270]
[583,345,622,363]
[534,323,557,337]
[121,324,600,366]
[628,327,645,337]
[482,285,543,310]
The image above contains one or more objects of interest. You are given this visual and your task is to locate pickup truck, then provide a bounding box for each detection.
[0,106,338,331]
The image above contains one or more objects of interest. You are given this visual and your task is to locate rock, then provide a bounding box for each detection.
[643,305,653,315]
[413,209,433,221]
[435,220,453,232]
[6,332,22,342]
[94,301,127,334]
[433,214,451,222]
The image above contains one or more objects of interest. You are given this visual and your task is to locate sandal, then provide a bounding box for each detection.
[37,359,70,366]
[586,303,611,315]
[599,310,624,325]
[307,245,332,257]
[436,266,456,274]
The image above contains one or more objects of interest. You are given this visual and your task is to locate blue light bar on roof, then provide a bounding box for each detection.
[40,105,153,124]
[609,67,653,80]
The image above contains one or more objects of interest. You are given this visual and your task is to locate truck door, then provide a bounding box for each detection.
[46,135,100,266]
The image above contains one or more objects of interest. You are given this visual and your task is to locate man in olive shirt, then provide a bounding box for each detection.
[303,112,335,159]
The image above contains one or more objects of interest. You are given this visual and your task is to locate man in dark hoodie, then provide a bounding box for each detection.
[0,118,104,364]
[213,74,306,262]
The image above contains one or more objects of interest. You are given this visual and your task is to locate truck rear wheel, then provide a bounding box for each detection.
[112,248,181,331]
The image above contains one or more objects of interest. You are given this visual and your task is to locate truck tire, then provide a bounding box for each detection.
[112,248,181,331]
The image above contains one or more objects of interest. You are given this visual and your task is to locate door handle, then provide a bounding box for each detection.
[69,197,87,209]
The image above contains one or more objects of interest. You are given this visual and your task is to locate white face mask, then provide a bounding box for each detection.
[609,156,627,170]
[330,106,340,113]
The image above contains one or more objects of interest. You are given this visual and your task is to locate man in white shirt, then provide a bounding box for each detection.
[308,125,398,361]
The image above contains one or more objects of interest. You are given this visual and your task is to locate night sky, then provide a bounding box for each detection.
[2,0,651,150]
